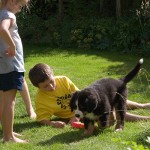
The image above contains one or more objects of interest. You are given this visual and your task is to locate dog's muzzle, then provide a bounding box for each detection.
[75,114,80,118]
[75,110,84,118]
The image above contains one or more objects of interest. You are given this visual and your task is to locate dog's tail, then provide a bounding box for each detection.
[121,58,143,83]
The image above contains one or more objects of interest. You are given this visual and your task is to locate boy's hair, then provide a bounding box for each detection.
[29,63,53,87]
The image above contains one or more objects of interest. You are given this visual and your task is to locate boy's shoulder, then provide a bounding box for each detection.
[55,75,69,80]
[55,75,71,83]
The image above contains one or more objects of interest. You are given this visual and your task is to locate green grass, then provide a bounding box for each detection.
[0,44,150,149]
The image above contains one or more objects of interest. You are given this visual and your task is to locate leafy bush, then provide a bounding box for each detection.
[70,23,110,50]
[17,0,150,54]
[112,137,150,150]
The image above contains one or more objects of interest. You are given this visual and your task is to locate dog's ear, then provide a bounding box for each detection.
[86,91,99,113]
[86,98,98,113]
[70,91,79,112]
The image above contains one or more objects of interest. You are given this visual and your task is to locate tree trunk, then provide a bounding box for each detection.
[58,0,63,24]
[116,0,121,18]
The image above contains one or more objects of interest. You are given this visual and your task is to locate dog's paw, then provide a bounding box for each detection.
[115,128,123,132]
[83,130,93,136]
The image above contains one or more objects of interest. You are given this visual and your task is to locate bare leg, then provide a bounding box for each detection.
[0,91,4,122]
[0,91,23,138]
[127,100,150,110]
[1,89,28,143]
[125,112,150,121]
[19,79,36,119]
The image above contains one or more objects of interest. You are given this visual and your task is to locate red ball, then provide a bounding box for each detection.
[71,122,84,128]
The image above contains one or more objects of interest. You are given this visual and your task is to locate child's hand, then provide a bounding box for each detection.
[5,47,16,57]
[69,117,80,124]
[50,121,66,128]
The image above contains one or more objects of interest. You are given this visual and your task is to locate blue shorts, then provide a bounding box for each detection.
[0,71,24,91]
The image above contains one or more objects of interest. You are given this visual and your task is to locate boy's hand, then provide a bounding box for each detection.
[5,47,16,57]
[50,121,66,128]
[69,117,80,124]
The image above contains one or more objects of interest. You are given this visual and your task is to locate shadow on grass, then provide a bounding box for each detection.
[24,43,149,59]
[13,121,42,133]
[24,43,150,90]
[37,127,112,146]
[0,122,41,140]
[23,43,150,68]
[38,130,85,146]
[24,44,150,78]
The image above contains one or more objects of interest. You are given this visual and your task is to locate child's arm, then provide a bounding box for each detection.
[0,19,16,56]
[39,120,66,128]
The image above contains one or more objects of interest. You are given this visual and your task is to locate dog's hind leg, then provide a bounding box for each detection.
[115,111,125,131]
[114,93,127,131]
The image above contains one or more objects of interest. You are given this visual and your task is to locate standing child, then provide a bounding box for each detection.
[0,0,30,143]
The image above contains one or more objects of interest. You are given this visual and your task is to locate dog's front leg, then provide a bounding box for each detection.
[83,118,95,136]
[99,113,109,128]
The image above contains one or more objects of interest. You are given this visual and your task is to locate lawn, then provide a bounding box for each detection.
[0,44,150,150]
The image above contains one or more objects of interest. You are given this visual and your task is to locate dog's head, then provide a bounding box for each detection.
[70,88,99,118]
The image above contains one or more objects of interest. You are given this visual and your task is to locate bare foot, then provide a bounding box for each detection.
[2,135,28,143]
[13,132,22,137]
[127,102,150,110]
[141,103,150,109]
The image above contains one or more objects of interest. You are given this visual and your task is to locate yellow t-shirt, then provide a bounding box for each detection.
[35,76,79,121]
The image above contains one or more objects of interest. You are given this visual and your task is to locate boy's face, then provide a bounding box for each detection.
[38,75,56,91]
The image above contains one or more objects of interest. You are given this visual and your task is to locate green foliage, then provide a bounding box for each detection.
[67,0,104,19]
[112,137,150,150]
[18,12,150,54]
[110,18,142,51]
[17,0,150,54]
[70,23,110,50]
[135,0,150,52]
[29,0,57,20]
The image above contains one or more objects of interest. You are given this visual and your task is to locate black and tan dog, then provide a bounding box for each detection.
[70,59,143,136]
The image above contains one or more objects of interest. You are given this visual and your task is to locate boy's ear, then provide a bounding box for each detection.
[69,91,79,112]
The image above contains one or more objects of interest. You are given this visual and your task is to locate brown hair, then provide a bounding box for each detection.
[0,0,30,9]
[29,63,53,87]
[0,0,7,7]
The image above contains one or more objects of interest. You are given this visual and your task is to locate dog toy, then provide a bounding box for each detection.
[71,122,84,128]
